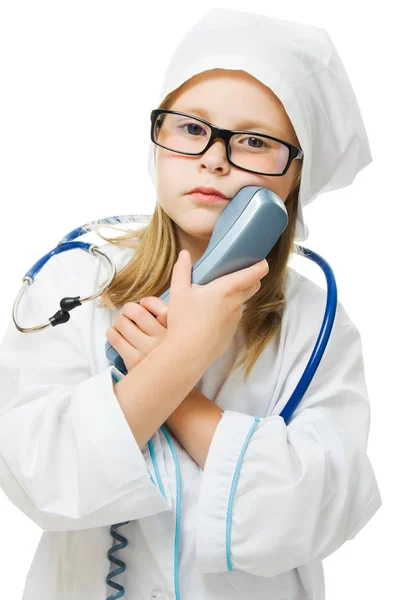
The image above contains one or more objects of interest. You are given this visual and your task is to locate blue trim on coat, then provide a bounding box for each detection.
[160,425,182,600]
[148,437,168,501]
[226,416,261,571]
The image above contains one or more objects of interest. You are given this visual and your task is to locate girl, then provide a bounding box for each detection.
[0,8,381,600]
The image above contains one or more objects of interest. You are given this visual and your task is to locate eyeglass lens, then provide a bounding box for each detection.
[153,112,290,175]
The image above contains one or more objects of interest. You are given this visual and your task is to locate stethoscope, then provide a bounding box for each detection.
[12,214,337,599]
[12,214,151,333]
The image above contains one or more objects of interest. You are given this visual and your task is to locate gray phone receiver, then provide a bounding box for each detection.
[105,185,288,374]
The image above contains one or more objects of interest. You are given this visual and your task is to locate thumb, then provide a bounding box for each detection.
[170,249,192,295]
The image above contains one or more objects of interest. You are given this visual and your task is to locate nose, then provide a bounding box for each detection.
[200,138,230,172]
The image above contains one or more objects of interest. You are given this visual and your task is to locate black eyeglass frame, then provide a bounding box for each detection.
[150,109,304,177]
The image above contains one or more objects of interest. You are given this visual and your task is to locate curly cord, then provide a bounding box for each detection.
[106,521,130,599]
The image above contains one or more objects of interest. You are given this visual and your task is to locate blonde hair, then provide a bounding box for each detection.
[94,86,304,383]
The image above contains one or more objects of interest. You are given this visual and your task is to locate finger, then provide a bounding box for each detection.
[212,258,269,293]
[121,302,165,337]
[112,314,150,353]
[106,327,142,365]
[241,280,262,303]
[139,297,168,328]
[170,250,193,297]
[242,259,269,283]
[237,259,268,292]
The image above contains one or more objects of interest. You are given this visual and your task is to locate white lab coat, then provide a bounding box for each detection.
[0,242,382,600]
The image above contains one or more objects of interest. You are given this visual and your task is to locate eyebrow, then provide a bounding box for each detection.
[177,106,286,138]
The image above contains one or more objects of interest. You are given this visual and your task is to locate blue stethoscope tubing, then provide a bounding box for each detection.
[12,214,338,425]
[12,215,337,599]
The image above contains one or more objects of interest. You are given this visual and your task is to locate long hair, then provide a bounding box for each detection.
[94,87,304,383]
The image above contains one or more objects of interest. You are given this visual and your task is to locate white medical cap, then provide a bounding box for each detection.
[147,8,372,242]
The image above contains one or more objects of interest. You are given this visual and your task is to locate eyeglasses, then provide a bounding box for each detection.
[150,109,303,177]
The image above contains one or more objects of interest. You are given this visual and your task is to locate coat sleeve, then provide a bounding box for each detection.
[195,302,382,577]
[0,252,173,532]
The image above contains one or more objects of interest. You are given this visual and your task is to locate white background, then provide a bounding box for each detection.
[0,1,397,598]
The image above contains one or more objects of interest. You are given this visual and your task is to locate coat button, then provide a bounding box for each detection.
[150,589,165,599]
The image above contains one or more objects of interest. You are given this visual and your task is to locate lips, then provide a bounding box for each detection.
[189,186,229,199]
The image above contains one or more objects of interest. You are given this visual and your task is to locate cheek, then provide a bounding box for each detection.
[255,176,290,202]
[156,171,176,218]
[156,155,191,218]
[156,154,182,196]
[155,183,183,229]
[235,175,284,202]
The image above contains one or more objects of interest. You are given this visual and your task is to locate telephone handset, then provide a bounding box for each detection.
[105,185,288,375]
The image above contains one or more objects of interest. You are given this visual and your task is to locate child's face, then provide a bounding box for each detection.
[155,68,302,264]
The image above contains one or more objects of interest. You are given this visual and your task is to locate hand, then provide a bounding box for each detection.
[105,297,169,373]
[164,250,269,369]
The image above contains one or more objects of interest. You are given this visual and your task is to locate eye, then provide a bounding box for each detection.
[180,122,207,136]
[243,136,267,148]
